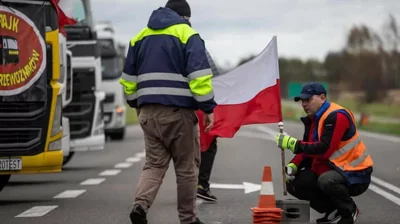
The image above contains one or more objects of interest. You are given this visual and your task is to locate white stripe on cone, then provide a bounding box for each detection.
[260,181,274,195]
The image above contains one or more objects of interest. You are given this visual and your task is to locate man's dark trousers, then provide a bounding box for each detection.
[198,138,217,189]
[286,169,369,217]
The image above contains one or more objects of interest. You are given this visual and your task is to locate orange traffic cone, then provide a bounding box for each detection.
[251,166,283,224]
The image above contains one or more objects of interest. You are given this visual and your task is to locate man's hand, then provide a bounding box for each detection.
[204,112,214,132]
[285,163,298,176]
[276,133,298,152]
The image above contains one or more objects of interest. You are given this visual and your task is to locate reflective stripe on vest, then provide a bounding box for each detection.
[120,71,214,102]
[317,102,373,171]
[328,136,370,170]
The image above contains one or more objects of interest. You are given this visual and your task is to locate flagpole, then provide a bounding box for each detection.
[278,121,287,195]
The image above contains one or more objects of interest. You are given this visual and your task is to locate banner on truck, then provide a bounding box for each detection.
[0,6,46,96]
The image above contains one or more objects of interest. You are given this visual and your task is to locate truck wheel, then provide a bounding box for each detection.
[63,151,75,166]
[0,174,11,192]
[109,128,125,140]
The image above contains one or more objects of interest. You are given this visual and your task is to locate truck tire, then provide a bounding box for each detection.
[109,128,125,140]
[0,174,11,192]
[63,151,75,166]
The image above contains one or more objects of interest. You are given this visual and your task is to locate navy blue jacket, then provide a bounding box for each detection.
[120,7,217,114]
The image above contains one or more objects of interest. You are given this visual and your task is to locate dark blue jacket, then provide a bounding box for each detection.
[120,7,217,114]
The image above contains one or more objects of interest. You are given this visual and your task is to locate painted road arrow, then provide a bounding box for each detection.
[210,182,261,194]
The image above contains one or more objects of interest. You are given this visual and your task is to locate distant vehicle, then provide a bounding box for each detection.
[62,0,106,166]
[95,21,126,140]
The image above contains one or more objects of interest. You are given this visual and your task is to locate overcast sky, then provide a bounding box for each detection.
[92,0,400,67]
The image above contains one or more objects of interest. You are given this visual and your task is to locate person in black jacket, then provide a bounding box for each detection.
[197,49,220,202]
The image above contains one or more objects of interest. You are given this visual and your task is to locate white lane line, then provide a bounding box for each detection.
[80,178,106,185]
[53,190,86,199]
[135,151,145,158]
[99,169,121,176]
[369,184,400,206]
[114,162,133,168]
[126,157,141,163]
[196,198,204,206]
[372,176,400,195]
[15,206,58,217]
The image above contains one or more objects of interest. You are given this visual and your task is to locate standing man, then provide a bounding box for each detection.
[119,0,217,223]
[275,82,373,224]
[196,49,220,202]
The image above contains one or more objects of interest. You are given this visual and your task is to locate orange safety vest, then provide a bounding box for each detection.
[317,102,373,172]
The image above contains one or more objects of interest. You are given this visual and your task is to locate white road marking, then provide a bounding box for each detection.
[126,157,141,163]
[15,206,58,217]
[369,184,400,206]
[114,162,133,168]
[99,169,121,176]
[360,131,400,143]
[135,151,146,158]
[372,176,400,196]
[53,190,86,199]
[196,198,204,206]
[80,178,106,185]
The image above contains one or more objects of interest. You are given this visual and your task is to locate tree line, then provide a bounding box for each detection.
[229,14,400,103]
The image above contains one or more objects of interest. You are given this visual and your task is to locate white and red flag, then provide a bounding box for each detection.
[197,36,283,151]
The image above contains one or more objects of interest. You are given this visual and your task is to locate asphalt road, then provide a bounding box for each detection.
[0,122,399,224]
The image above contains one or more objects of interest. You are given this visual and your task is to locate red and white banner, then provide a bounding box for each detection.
[197,36,283,151]
[50,0,77,35]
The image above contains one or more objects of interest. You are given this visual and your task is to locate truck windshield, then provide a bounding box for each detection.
[71,0,93,27]
[101,57,122,80]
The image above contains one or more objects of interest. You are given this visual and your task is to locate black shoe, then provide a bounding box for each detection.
[190,218,204,224]
[316,209,341,223]
[129,204,147,224]
[337,207,360,224]
[197,185,217,201]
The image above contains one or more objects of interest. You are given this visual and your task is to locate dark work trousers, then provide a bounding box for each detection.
[134,104,201,224]
[198,138,217,189]
[286,169,369,218]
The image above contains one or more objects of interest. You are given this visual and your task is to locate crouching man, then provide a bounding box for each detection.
[276,82,373,224]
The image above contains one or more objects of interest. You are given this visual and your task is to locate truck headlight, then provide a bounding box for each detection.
[51,95,62,136]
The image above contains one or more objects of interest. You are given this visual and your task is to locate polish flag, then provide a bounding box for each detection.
[197,36,282,152]
[50,0,77,35]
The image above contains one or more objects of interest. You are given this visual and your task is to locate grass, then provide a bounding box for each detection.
[125,105,138,125]
[281,105,400,136]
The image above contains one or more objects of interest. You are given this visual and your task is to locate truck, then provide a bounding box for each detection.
[95,22,126,140]
[62,0,106,165]
[0,0,66,191]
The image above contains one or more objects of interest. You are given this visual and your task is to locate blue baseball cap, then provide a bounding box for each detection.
[294,82,327,102]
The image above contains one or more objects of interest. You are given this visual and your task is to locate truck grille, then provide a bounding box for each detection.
[0,100,49,156]
[72,69,96,94]
[0,128,41,153]
[63,94,95,139]
[0,102,45,119]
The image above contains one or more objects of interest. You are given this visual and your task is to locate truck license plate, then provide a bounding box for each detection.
[0,158,22,171]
